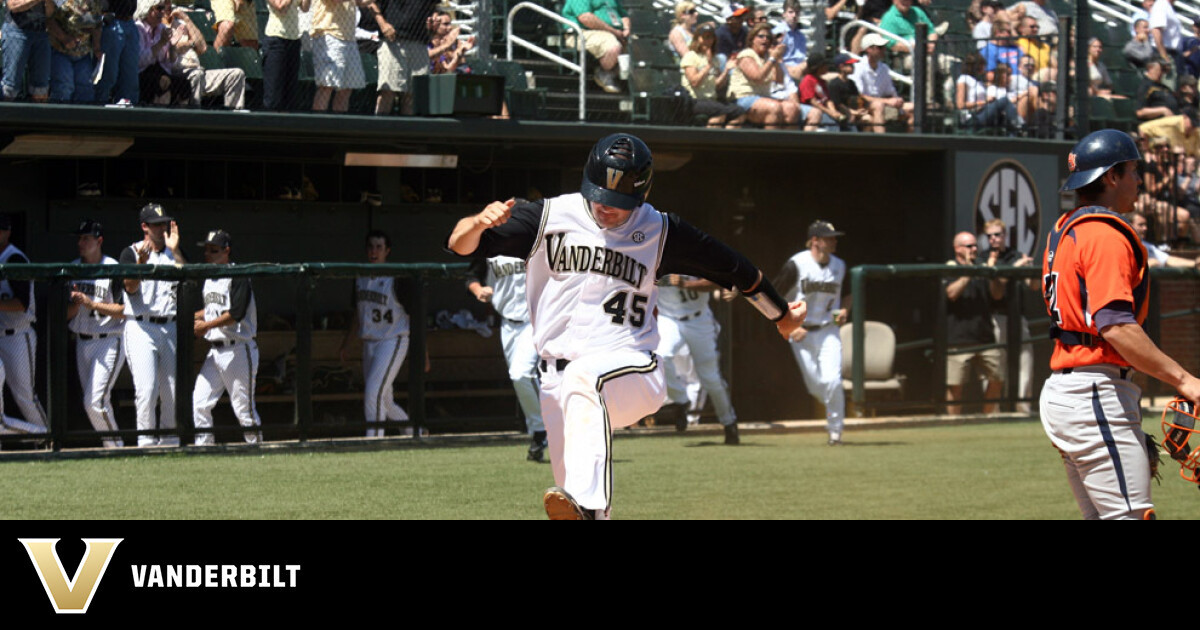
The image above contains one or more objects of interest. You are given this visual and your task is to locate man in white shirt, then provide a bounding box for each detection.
[1150,0,1185,76]
[851,33,913,132]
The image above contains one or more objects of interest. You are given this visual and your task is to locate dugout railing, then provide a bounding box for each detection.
[0,261,475,451]
[846,263,1200,417]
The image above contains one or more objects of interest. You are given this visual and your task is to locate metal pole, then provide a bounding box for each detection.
[851,267,866,416]
[933,279,949,411]
[48,277,68,451]
[1073,7,1089,136]
[1055,15,1070,139]
[1004,274,1021,413]
[913,22,927,135]
[295,272,314,442]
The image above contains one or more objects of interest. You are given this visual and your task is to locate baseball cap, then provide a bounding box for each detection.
[0,215,12,231]
[862,33,890,48]
[772,21,788,36]
[808,220,844,239]
[138,203,173,225]
[832,53,857,67]
[198,229,232,248]
[76,219,103,237]
[720,3,748,19]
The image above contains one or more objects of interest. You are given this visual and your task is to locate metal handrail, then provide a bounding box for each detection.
[837,19,913,87]
[506,1,587,122]
[1088,0,1137,25]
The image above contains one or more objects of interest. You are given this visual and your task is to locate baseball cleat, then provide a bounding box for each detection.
[723,423,739,445]
[543,486,594,520]
[527,440,545,462]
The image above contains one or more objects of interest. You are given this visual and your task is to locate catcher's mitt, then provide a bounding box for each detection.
[1161,397,1200,487]
[1146,433,1163,484]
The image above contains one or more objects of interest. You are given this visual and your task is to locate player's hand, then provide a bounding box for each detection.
[775,300,807,341]
[380,22,396,41]
[136,239,152,264]
[475,286,494,302]
[193,319,207,338]
[475,199,515,229]
[987,249,999,267]
[164,221,180,252]
[719,288,738,302]
[1015,254,1033,267]
[834,308,848,325]
[69,291,87,306]
[1178,375,1200,408]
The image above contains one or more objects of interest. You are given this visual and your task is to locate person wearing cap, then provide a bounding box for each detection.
[828,52,874,131]
[774,220,849,445]
[120,203,186,447]
[68,219,127,448]
[0,214,50,439]
[1041,129,1200,520]
[561,0,631,94]
[714,2,749,71]
[944,230,1005,416]
[853,32,913,132]
[192,230,262,446]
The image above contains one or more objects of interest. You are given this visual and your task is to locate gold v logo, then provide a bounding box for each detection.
[20,538,122,614]
[606,168,624,190]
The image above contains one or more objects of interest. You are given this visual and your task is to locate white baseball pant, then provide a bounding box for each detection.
[193,341,262,445]
[539,351,665,518]
[0,360,48,437]
[501,318,544,435]
[363,334,409,437]
[0,328,48,431]
[76,335,126,448]
[657,313,735,425]
[789,324,845,437]
[124,320,179,447]
[1040,365,1153,520]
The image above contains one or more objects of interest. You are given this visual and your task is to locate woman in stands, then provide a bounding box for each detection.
[1087,36,1125,100]
[956,51,1018,133]
[680,22,745,127]
[728,21,799,129]
[669,1,698,58]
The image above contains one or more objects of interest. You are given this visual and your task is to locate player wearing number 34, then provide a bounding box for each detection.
[446,133,808,520]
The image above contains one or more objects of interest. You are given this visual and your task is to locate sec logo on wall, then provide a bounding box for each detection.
[974,160,1041,257]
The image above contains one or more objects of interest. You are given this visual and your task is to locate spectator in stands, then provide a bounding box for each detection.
[3,0,55,102]
[983,217,1036,414]
[310,0,366,113]
[988,62,1025,128]
[169,5,247,109]
[262,0,310,111]
[211,0,259,51]
[957,51,1018,132]
[1136,58,1180,121]
[751,7,768,27]
[1125,18,1158,70]
[679,22,745,128]
[369,0,436,115]
[561,0,629,94]
[852,32,913,133]
[1178,74,1198,109]
[728,21,800,129]
[944,231,1005,415]
[94,0,140,105]
[1015,15,1054,81]
[1178,154,1200,217]
[849,0,890,53]
[428,9,474,75]
[971,0,1003,50]
[1128,210,1200,268]
[1139,135,1196,242]
[1130,0,1153,36]
[827,53,874,131]
[777,0,807,99]
[136,0,189,105]
[48,0,103,104]
[1010,54,1039,122]
[878,0,938,57]
[667,1,697,59]
[1006,0,1057,40]
[824,0,855,52]
[1139,106,1199,156]
[980,18,1023,78]
[1030,79,1056,137]
[1149,0,1186,78]
[715,2,748,71]
[1087,37,1124,100]
[796,51,841,131]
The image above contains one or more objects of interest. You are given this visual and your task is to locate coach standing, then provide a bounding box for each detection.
[121,203,185,447]
[1042,129,1200,520]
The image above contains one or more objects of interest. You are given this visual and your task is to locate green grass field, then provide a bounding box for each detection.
[3,420,1198,519]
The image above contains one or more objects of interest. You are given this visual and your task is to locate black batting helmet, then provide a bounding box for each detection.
[1060,128,1141,192]
[581,133,654,210]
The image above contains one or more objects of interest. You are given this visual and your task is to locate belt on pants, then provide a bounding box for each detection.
[1,328,22,336]
[802,321,832,331]
[505,318,527,325]
[134,315,175,324]
[538,358,572,373]
[77,333,114,340]
[1055,366,1133,380]
[210,339,241,348]
[677,310,704,322]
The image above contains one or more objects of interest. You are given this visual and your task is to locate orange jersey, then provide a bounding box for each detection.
[1042,207,1149,370]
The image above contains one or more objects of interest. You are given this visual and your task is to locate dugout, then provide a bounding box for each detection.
[0,105,1086,432]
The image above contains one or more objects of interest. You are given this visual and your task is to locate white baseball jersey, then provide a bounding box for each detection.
[201,276,257,343]
[355,276,409,341]
[120,241,178,318]
[783,251,845,327]
[657,275,712,320]
[0,243,35,331]
[483,256,530,322]
[527,193,667,361]
[68,256,124,336]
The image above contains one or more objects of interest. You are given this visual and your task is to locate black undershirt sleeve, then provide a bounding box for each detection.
[658,213,762,291]
[464,257,488,289]
[448,200,545,260]
[6,251,31,310]
[228,277,252,321]
[772,260,800,302]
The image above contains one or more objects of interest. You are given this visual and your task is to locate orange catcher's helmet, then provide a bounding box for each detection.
[1162,397,1200,483]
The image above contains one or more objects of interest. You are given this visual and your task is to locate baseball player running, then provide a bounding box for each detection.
[0,214,49,439]
[656,274,739,443]
[1043,129,1200,520]
[68,220,127,448]
[192,230,262,446]
[447,133,807,520]
[120,203,185,447]
[775,220,848,445]
[340,230,428,438]
[466,255,547,461]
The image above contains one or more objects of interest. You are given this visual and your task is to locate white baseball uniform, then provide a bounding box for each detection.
[459,194,785,518]
[778,250,846,440]
[193,273,262,445]
[466,256,544,437]
[656,276,736,426]
[355,275,411,437]
[0,243,48,436]
[119,241,180,447]
[69,255,126,448]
